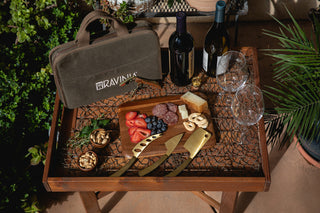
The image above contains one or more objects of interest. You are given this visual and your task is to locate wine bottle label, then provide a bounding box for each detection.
[216,56,224,75]
[189,48,194,79]
[202,48,208,72]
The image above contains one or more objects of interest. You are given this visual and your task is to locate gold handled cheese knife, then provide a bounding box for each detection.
[110,133,162,177]
[165,128,211,177]
[138,133,185,176]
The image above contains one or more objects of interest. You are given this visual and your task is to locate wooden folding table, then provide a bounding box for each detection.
[43,47,270,213]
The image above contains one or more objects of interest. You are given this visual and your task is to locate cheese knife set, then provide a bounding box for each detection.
[110,128,211,177]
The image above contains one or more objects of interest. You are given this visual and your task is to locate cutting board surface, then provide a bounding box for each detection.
[119,94,216,158]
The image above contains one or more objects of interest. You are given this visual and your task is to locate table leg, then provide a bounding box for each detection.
[100,191,127,212]
[192,191,220,211]
[220,191,238,213]
[79,191,237,213]
[79,191,101,213]
[96,191,113,199]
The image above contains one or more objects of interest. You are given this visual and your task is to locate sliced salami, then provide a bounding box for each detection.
[152,103,168,118]
[166,102,178,113]
[163,111,179,125]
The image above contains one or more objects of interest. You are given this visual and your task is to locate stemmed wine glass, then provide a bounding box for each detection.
[216,51,249,105]
[231,84,265,144]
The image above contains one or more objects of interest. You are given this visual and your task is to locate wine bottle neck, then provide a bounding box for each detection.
[214,0,226,23]
[176,11,187,34]
[213,22,224,29]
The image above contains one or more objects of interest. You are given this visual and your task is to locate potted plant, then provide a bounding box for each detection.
[263,6,320,167]
[101,0,154,15]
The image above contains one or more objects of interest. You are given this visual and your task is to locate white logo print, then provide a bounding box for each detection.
[95,72,137,91]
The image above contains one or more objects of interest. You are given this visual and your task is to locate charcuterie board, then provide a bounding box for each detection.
[119,94,216,158]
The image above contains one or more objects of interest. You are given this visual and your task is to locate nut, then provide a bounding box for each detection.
[79,151,97,170]
[102,138,108,144]
[183,121,196,131]
[90,129,110,146]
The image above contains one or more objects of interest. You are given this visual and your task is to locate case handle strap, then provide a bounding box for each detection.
[76,10,129,47]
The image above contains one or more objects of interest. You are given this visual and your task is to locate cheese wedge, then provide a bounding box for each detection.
[180,92,208,113]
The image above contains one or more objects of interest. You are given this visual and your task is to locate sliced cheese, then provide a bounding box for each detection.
[178,104,189,120]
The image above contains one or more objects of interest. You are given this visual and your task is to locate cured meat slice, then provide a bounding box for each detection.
[166,102,178,113]
[152,103,168,118]
[163,111,179,125]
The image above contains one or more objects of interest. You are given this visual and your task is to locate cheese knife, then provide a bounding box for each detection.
[110,133,162,177]
[166,128,211,177]
[138,133,185,177]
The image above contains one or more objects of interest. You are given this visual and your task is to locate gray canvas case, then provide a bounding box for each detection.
[50,10,162,109]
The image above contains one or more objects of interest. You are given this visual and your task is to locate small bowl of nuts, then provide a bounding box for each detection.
[78,151,98,172]
[90,128,111,148]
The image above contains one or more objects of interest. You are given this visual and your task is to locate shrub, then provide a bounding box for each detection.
[0,1,85,211]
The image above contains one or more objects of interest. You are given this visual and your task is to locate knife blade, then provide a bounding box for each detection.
[138,133,185,176]
[110,133,162,177]
[165,128,211,177]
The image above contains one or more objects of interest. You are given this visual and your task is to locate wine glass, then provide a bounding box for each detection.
[216,51,248,105]
[231,84,265,144]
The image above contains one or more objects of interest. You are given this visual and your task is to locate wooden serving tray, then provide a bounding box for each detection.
[119,94,216,158]
[43,47,270,196]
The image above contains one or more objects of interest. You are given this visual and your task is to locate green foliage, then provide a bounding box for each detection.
[263,7,320,149]
[4,0,57,43]
[68,118,110,149]
[167,0,181,8]
[80,118,110,138]
[100,0,134,24]
[0,0,84,211]
[26,143,48,166]
[115,2,134,24]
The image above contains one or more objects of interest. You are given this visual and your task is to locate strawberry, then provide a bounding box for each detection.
[125,119,135,128]
[130,131,142,143]
[125,111,138,120]
[128,126,138,136]
[137,113,147,119]
[126,112,150,143]
[134,118,147,128]
[136,128,151,139]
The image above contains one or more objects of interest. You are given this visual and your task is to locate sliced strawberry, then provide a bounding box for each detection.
[130,131,142,143]
[125,111,138,120]
[136,128,151,139]
[134,118,147,128]
[128,126,138,136]
[125,119,135,128]
[137,113,147,119]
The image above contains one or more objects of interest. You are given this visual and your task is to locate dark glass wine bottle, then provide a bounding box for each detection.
[202,0,230,77]
[169,11,194,86]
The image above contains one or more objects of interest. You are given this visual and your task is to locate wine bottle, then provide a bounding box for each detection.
[169,11,194,87]
[202,0,230,77]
